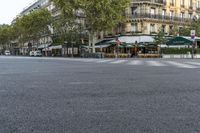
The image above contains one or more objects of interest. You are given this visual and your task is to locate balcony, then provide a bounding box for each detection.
[189,6,193,10]
[133,0,166,5]
[197,8,200,11]
[127,13,192,23]
[181,5,185,8]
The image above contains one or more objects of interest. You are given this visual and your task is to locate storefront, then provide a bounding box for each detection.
[95,36,157,56]
[166,36,192,47]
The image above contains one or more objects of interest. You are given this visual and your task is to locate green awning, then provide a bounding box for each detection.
[166,36,192,45]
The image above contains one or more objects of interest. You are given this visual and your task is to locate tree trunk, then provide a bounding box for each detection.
[91,32,96,53]
[88,33,92,53]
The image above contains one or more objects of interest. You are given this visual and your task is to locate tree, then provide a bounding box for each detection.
[52,13,82,45]
[0,25,12,52]
[191,19,200,36]
[51,0,130,53]
[154,31,166,55]
[14,8,52,49]
[179,27,191,36]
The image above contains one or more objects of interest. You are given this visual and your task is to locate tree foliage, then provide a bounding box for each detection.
[52,0,130,32]
[0,24,12,50]
[154,31,166,45]
[15,8,52,44]
[52,13,82,45]
[51,0,130,52]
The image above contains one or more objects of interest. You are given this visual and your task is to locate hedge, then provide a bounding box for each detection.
[161,48,200,54]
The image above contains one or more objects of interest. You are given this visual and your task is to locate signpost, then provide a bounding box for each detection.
[116,37,121,58]
[191,30,195,59]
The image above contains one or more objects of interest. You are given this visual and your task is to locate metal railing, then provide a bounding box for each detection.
[127,13,192,23]
[133,0,166,4]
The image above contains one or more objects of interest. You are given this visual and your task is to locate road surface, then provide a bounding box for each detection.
[0,56,200,133]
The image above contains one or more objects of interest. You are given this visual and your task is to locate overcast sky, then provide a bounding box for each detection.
[0,0,34,24]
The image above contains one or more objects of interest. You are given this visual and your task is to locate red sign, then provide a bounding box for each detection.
[116,38,121,45]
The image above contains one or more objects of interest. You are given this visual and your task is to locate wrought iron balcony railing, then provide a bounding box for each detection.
[133,0,166,4]
[127,13,192,23]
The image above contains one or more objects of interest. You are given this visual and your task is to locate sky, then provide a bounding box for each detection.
[0,0,34,24]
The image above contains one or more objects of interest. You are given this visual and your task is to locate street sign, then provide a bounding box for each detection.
[191,30,196,40]
[116,37,121,45]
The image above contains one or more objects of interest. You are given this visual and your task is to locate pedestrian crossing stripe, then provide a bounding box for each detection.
[78,59,200,69]
[1,56,200,69]
[96,59,113,63]
[110,60,128,64]
[165,61,198,69]
[127,60,143,65]
[145,61,167,66]
[185,62,200,66]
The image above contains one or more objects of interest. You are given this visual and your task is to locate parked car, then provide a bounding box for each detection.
[29,51,35,56]
[34,51,42,57]
[4,50,11,56]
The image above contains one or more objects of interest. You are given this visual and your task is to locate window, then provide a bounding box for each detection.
[189,13,192,19]
[131,23,138,32]
[150,24,155,33]
[162,25,166,33]
[180,12,184,19]
[197,1,200,9]
[131,7,137,15]
[162,9,166,19]
[170,11,174,20]
[150,8,156,18]
[170,0,175,5]
[150,8,155,15]
[169,25,173,30]
[189,0,193,7]
[180,0,184,7]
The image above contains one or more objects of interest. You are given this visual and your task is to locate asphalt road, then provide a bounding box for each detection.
[0,56,200,133]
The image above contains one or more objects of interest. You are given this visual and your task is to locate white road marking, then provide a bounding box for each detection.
[96,59,113,63]
[81,59,98,62]
[146,61,167,66]
[185,62,200,66]
[165,61,198,68]
[110,60,128,64]
[127,60,143,65]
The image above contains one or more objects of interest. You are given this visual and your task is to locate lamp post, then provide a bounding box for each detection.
[71,41,75,58]
[115,34,121,58]
[191,30,195,59]
[191,16,198,59]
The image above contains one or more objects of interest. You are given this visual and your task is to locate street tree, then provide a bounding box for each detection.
[154,31,166,55]
[14,8,52,49]
[179,27,191,36]
[51,0,130,53]
[0,25,12,51]
[191,19,200,36]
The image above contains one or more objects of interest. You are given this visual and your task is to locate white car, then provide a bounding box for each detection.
[29,51,35,56]
[4,50,11,56]
[34,51,42,57]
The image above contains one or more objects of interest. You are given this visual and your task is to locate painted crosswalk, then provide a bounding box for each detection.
[127,60,143,65]
[165,61,198,69]
[1,56,200,69]
[186,62,200,66]
[73,59,200,69]
[110,60,128,64]
[145,61,167,67]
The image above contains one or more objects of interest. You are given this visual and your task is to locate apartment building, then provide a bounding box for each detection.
[12,0,55,55]
[123,0,200,35]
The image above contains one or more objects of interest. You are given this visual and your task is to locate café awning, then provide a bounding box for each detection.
[166,36,192,46]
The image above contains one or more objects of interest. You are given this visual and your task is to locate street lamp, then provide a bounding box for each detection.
[191,15,198,59]
[71,41,75,58]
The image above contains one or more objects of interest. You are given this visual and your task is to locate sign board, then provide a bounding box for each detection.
[191,30,196,40]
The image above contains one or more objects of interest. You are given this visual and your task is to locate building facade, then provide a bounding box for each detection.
[123,0,200,35]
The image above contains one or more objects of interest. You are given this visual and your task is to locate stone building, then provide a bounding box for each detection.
[123,0,200,35]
